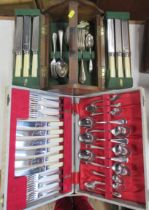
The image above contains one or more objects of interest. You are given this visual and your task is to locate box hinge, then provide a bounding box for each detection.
[72,172,79,185]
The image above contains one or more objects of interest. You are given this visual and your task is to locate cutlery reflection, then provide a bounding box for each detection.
[78,126,130,138]
[91,107,122,116]
[86,103,121,113]
[15,162,63,177]
[15,161,64,171]
[16,137,63,148]
[27,175,60,191]
[16,138,63,150]
[78,150,128,163]
[78,132,128,144]
[27,183,60,203]
[16,129,63,137]
[84,182,121,198]
[16,145,63,159]
[92,171,123,184]
[16,134,61,141]
[79,117,127,128]
[27,189,60,204]
[17,122,63,130]
[27,168,61,182]
[15,153,63,169]
[86,144,129,156]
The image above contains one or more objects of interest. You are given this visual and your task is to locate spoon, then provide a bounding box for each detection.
[91,107,122,116]
[78,132,128,144]
[90,94,120,104]
[92,171,123,184]
[86,102,121,113]
[88,126,130,138]
[78,150,128,163]
[56,30,68,77]
[51,33,57,78]
[78,117,127,128]
[85,144,129,156]
[84,182,122,198]
[85,33,94,72]
[84,180,123,191]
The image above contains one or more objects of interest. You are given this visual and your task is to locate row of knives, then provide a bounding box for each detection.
[14,15,39,78]
[106,19,131,78]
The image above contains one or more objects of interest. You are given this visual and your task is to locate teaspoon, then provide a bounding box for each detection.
[78,117,127,128]
[78,132,128,144]
[78,150,128,163]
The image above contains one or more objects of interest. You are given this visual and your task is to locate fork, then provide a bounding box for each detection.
[51,33,57,78]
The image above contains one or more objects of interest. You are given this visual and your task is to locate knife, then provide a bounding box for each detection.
[107,19,116,77]
[122,20,131,78]
[115,19,124,78]
[23,16,31,77]
[14,16,23,77]
[31,16,40,77]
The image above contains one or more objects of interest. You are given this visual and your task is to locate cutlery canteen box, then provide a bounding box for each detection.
[104,12,133,90]
[13,9,50,90]
[0,86,149,210]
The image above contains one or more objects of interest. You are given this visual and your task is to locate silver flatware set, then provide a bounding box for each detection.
[78,94,131,196]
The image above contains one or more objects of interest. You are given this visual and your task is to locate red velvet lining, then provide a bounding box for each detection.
[7,88,29,210]
[72,172,80,184]
[78,91,145,205]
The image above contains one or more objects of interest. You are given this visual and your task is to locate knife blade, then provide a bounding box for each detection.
[122,20,131,78]
[23,16,31,77]
[107,19,116,77]
[14,16,23,77]
[31,16,40,77]
[115,19,124,78]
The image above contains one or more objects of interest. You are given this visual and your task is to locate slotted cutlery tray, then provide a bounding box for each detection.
[3,86,149,210]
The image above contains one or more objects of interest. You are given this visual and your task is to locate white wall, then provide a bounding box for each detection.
[0,19,14,168]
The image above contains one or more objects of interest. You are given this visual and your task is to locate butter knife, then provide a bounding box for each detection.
[107,19,116,77]
[122,20,131,78]
[23,16,31,77]
[31,16,40,77]
[115,19,124,77]
[14,16,23,77]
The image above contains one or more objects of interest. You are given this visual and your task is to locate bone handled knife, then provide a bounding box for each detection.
[115,19,124,78]
[31,16,40,77]
[122,20,131,78]
[107,19,116,77]
[14,16,23,77]
[23,16,31,77]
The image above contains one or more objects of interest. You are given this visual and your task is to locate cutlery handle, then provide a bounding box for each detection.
[116,53,124,77]
[109,53,116,77]
[89,59,93,72]
[53,33,57,56]
[79,57,86,84]
[15,54,22,77]
[58,30,63,59]
[32,53,38,77]
[124,54,131,77]
[23,53,30,77]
